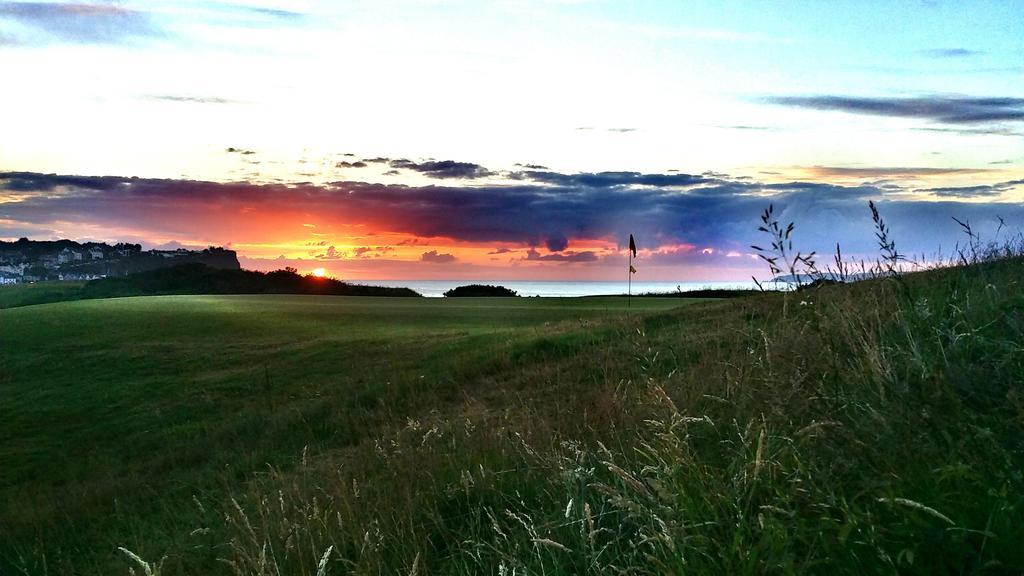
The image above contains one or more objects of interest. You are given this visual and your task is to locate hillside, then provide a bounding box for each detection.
[0,264,420,307]
[0,280,86,309]
[0,238,240,282]
[80,263,421,298]
[1,258,1023,574]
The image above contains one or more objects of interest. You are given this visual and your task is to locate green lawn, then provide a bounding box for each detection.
[2,261,1024,575]
[0,294,693,573]
[0,280,85,309]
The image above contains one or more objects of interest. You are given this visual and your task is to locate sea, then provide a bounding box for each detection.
[358,280,759,298]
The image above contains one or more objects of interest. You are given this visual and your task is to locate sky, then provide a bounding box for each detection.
[1,0,1022,281]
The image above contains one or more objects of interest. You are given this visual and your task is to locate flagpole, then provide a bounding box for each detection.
[628,249,632,309]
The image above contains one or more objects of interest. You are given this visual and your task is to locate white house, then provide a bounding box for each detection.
[0,263,26,276]
[57,247,82,264]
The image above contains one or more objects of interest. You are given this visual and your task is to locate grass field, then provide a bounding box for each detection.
[2,259,1024,575]
[0,293,692,574]
[0,281,86,309]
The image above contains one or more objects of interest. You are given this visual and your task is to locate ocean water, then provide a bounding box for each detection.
[358,280,758,298]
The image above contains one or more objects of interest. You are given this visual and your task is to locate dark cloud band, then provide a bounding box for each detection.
[388,159,493,179]
[767,95,1024,125]
[2,169,1022,260]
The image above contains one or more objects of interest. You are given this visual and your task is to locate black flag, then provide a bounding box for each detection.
[627,234,637,308]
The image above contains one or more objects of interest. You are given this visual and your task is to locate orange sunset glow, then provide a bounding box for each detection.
[0,0,1022,285]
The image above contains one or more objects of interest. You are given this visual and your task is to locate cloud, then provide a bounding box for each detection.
[920,48,984,58]
[716,125,772,131]
[336,161,368,168]
[149,240,204,250]
[575,127,637,133]
[805,166,993,178]
[226,147,255,155]
[0,2,162,44]
[0,171,125,192]
[488,247,512,254]
[522,249,599,263]
[145,95,239,105]
[4,168,1023,265]
[766,95,1024,125]
[545,234,569,252]
[420,250,456,263]
[917,179,1024,198]
[398,238,428,246]
[314,245,396,259]
[180,2,306,30]
[352,246,393,258]
[238,6,305,20]
[914,126,1023,137]
[920,185,1003,198]
[516,170,709,188]
[389,159,493,179]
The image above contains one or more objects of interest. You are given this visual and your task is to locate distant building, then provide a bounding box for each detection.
[57,247,83,264]
[153,248,192,259]
[0,263,23,284]
[0,263,26,276]
[0,239,239,281]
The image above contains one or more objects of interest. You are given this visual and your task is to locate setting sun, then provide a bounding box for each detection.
[311,267,326,278]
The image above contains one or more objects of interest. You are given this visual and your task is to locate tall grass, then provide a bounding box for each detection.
[176,238,1024,574]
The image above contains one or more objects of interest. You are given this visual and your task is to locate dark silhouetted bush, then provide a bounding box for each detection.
[443,284,518,297]
[80,263,420,298]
